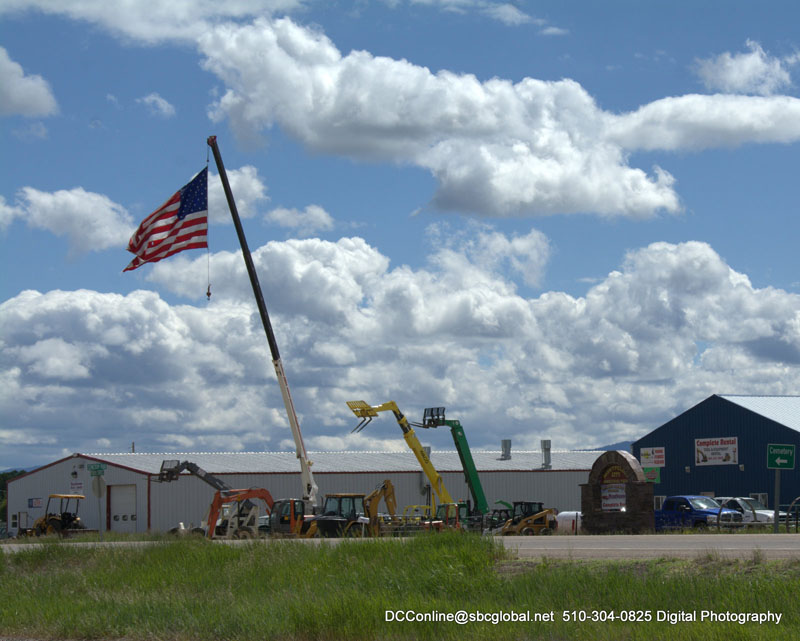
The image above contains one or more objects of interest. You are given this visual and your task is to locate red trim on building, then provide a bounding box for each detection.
[106,487,111,532]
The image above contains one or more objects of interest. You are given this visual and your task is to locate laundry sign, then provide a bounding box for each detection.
[694,437,738,466]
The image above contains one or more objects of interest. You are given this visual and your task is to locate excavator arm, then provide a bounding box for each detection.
[158,460,231,492]
[158,459,261,527]
[347,400,454,506]
[364,479,398,537]
[206,488,275,539]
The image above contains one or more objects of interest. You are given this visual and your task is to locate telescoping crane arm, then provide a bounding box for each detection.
[207,136,318,510]
[158,460,232,492]
[158,459,260,519]
[419,407,489,515]
[347,400,454,505]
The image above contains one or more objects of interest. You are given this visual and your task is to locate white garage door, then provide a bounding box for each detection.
[109,484,137,533]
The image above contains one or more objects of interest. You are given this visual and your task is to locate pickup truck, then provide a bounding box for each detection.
[655,495,743,531]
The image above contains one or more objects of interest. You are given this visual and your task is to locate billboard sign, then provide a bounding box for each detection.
[695,437,738,466]
[643,467,661,483]
[640,447,665,468]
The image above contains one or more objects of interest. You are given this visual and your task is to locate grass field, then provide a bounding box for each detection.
[1,533,798,641]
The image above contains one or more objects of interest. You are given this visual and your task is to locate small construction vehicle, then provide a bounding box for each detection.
[422,502,469,532]
[487,501,513,530]
[29,494,85,537]
[397,504,433,534]
[206,488,276,539]
[268,497,308,537]
[303,493,368,538]
[497,501,558,536]
[158,459,277,539]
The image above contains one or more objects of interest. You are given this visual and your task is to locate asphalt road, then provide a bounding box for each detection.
[3,533,799,559]
[503,533,800,559]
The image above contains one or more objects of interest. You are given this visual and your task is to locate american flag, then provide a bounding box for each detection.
[123,167,208,272]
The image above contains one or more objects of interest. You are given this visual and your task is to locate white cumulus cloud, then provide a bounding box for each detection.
[265,205,335,237]
[12,187,135,255]
[2,235,800,466]
[137,92,176,118]
[0,46,58,117]
[200,18,682,218]
[695,40,796,96]
[0,0,305,43]
[209,165,269,223]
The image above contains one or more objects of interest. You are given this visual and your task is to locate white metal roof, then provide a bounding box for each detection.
[77,449,603,475]
[719,395,800,432]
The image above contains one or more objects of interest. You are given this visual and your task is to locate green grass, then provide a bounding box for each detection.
[1,534,798,640]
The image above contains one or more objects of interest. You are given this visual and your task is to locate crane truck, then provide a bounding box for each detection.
[207,136,318,513]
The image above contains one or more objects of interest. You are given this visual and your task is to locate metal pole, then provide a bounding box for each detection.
[207,136,281,359]
[205,136,318,508]
[773,469,780,534]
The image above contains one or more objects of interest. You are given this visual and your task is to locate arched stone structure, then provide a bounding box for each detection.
[580,450,654,533]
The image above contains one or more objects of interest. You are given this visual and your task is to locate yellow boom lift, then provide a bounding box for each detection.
[347,400,455,510]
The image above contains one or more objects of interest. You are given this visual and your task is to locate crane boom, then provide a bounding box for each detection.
[347,400,454,505]
[207,136,318,509]
[420,407,489,515]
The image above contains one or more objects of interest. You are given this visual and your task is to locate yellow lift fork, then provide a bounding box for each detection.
[347,400,455,506]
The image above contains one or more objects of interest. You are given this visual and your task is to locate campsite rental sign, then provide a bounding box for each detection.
[694,437,738,466]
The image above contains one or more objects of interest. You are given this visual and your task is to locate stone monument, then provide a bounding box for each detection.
[580,450,654,534]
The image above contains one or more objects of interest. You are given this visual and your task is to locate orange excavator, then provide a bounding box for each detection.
[158,459,297,539]
[205,488,275,539]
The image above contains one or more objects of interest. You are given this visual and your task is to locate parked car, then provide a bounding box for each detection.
[655,495,743,531]
[716,497,787,524]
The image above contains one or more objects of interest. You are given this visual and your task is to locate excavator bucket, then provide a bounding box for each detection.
[347,400,377,433]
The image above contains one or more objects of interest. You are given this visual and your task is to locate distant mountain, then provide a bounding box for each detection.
[597,441,633,452]
[575,441,633,453]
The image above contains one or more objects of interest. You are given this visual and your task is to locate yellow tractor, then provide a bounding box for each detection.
[31,494,85,537]
[498,501,557,536]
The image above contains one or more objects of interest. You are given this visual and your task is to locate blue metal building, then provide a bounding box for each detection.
[632,395,800,510]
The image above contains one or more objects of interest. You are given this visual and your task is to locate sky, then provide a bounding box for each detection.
[1,0,799,471]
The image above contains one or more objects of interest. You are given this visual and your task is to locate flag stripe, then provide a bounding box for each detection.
[124,167,208,272]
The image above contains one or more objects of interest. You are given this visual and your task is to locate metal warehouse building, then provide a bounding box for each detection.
[632,395,800,510]
[6,448,601,535]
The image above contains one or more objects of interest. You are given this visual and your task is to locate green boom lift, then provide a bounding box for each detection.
[417,407,489,516]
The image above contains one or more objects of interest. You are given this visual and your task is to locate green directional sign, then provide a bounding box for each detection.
[767,444,795,470]
[87,463,107,471]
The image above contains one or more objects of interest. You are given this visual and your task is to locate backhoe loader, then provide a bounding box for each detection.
[364,479,399,537]
[302,493,367,537]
